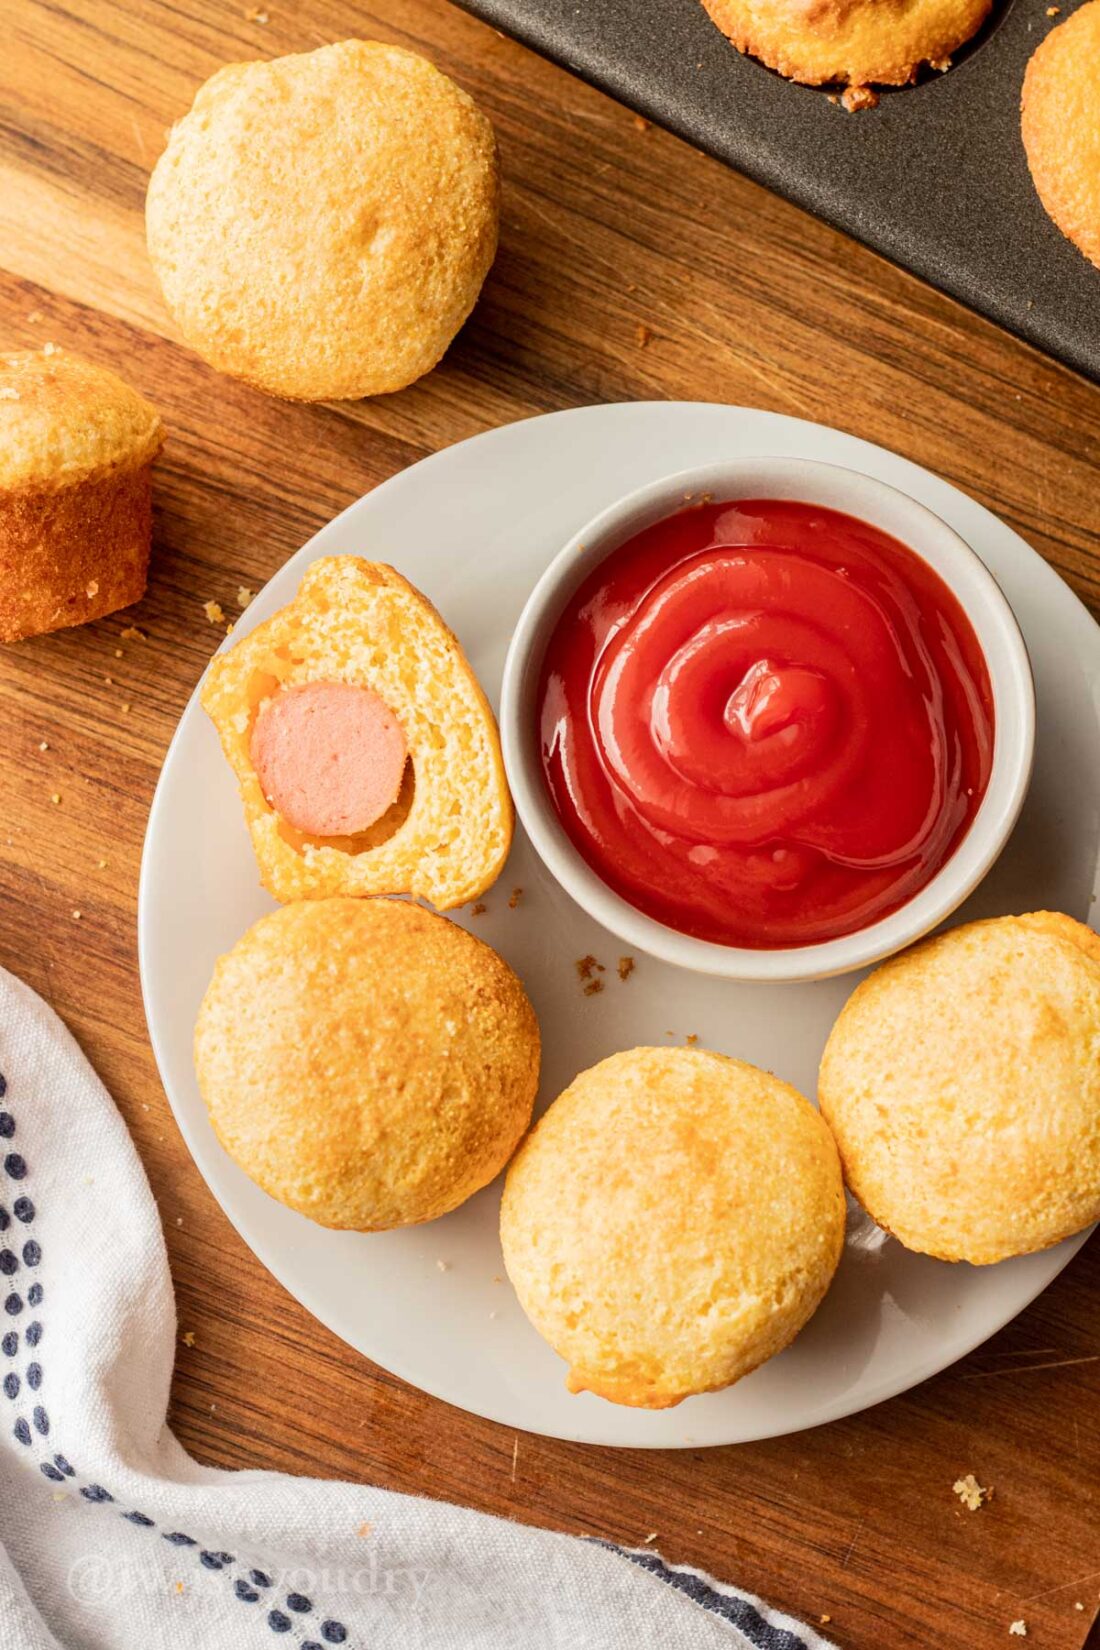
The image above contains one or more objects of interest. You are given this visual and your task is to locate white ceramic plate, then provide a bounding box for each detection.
[139,402,1100,1448]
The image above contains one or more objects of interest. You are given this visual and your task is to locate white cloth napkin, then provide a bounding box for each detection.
[0,965,837,1650]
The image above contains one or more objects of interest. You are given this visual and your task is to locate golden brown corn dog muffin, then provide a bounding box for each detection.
[1022,3,1100,270]
[201,556,513,910]
[700,0,991,93]
[819,912,1100,1264]
[146,40,499,400]
[0,348,163,643]
[195,898,540,1230]
[501,1047,846,1408]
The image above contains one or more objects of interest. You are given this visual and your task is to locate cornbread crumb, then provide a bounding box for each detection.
[42,341,57,356]
[633,114,650,131]
[1074,1601,1084,1611]
[842,85,879,112]
[114,648,123,658]
[436,1259,451,1272]
[104,676,113,686]
[1009,1623,1027,1638]
[583,977,604,997]
[635,323,653,347]
[175,1582,185,1595]
[643,1532,658,1544]
[203,600,226,626]
[357,1522,372,1538]
[686,1033,699,1046]
[931,54,952,68]
[576,955,605,981]
[120,625,144,641]
[827,93,840,104]
[96,859,107,869]
[471,902,487,916]
[27,309,42,324]
[953,1473,991,1511]
[820,1617,831,1626]
[38,740,48,752]
[50,792,61,805]
[617,956,635,981]
[181,1331,196,1347]
[71,910,82,920]
[121,702,132,714]
[236,586,254,608]
[508,887,523,909]
[1045,6,1059,13]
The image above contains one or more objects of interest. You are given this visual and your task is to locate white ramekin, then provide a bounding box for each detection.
[500,457,1035,983]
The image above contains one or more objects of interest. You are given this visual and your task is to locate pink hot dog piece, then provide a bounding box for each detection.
[250,680,408,837]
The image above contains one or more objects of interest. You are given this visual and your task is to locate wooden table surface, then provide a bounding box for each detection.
[3,2,1099,1646]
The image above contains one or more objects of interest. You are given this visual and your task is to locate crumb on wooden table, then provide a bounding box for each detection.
[49,792,61,805]
[71,910,81,921]
[203,600,226,626]
[842,85,879,112]
[635,323,653,348]
[953,1473,991,1511]
[120,625,144,641]
[632,114,650,132]
[617,955,635,981]
[38,740,48,752]
[236,586,255,608]
[181,1331,196,1348]
[643,1532,657,1544]
[1009,1622,1027,1637]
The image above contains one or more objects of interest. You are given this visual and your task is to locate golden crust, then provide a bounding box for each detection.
[700,0,991,87]
[1022,3,1100,271]
[500,1047,845,1408]
[201,555,513,910]
[146,40,500,400]
[0,348,163,492]
[0,349,163,643]
[819,912,1100,1265]
[194,898,540,1231]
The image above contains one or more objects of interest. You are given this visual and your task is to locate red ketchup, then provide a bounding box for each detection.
[537,499,994,948]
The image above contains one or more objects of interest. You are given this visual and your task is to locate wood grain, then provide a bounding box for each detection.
[2,1,1099,1645]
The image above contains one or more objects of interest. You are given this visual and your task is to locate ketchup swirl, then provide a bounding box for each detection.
[538,499,994,948]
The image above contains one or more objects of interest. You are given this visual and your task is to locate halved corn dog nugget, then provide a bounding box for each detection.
[201,555,513,907]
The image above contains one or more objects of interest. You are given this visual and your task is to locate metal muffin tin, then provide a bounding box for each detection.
[458,0,1097,382]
